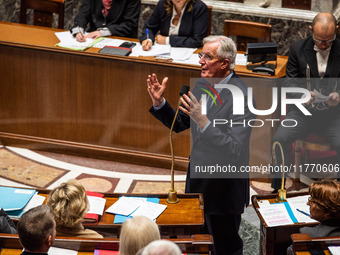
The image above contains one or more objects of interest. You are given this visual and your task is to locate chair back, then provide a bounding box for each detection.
[223,19,271,51]
[20,0,65,29]
[207,5,212,36]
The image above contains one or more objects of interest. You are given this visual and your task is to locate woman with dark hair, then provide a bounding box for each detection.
[287,179,340,255]
[140,0,209,50]
[300,179,340,237]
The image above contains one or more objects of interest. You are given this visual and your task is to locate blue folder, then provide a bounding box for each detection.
[0,186,36,211]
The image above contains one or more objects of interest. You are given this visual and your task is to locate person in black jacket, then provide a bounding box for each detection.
[17,205,56,255]
[0,208,16,234]
[271,12,340,191]
[140,0,209,50]
[147,35,255,255]
[71,0,140,42]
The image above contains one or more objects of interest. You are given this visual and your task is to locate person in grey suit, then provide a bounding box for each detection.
[271,12,340,191]
[147,35,255,255]
[287,180,340,255]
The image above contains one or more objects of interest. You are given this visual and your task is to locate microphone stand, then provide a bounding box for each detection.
[166,98,181,204]
[272,141,287,202]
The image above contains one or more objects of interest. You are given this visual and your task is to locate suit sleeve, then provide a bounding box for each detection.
[72,0,92,30]
[139,0,165,43]
[169,2,209,48]
[149,101,191,133]
[106,0,140,38]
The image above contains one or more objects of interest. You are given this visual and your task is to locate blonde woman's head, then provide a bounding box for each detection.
[119,216,161,255]
[46,179,89,229]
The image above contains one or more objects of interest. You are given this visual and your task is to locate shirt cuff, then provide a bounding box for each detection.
[165,37,170,45]
[71,26,84,36]
[200,120,211,133]
[153,98,166,111]
[98,28,112,37]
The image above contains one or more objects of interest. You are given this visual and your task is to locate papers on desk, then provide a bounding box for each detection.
[257,195,318,227]
[8,193,46,219]
[329,246,340,255]
[106,196,167,223]
[55,31,104,51]
[49,247,78,255]
[0,186,37,211]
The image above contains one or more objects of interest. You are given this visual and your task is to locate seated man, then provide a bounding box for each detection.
[17,205,56,255]
[71,0,141,42]
[271,12,340,192]
[0,207,16,234]
[139,240,181,255]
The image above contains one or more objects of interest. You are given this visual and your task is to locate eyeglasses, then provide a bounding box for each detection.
[198,52,223,62]
[308,197,326,209]
[313,34,336,44]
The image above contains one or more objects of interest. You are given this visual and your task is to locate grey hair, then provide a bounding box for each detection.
[203,35,237,70]
[141,240,181,255]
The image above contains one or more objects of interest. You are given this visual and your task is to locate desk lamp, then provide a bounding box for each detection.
[272,141,287,202]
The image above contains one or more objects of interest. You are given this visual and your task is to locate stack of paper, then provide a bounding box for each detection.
[106,196,167,223]
[55,31,104,51]
[84,191,106,223]
[329,246,340,255]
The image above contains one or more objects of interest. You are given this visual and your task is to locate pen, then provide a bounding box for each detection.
[146,29,149,40]
[296,209,310,217]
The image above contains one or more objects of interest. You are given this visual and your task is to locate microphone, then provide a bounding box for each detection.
[166,85,189,204]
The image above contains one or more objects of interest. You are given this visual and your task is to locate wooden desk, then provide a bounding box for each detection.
[0,233,213,254]
[16,188,204,237]
[291,233,340,255]
[0,22,287,168]
[252,192,319,255]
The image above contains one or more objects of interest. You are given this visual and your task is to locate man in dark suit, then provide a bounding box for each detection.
[147,35,255,255]
[271,12,340,191]
[71,0,140,41]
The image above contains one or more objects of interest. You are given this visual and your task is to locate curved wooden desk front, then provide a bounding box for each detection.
[0,22,287,169]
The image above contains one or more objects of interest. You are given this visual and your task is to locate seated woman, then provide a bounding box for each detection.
[119,216,161,255]
[287,179,340,255]
[300,179,340,237]
[46,179,103,238]
[139,0,209,50]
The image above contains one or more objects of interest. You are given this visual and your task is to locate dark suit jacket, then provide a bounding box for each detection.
[150,74,255,215]
[139,0,209,48]
[72,0,140,38]
[300,219,340,237]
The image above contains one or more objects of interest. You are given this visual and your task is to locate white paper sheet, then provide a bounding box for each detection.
[131,201,167,221]
[105,196,146,216]
[138,43,171,56]
[55,31,96,50]
[287,195,318,223]
[258,203,294,227]
[87,196,106,215]
[49,247,78,255]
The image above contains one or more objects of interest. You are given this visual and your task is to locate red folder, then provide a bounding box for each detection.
[84,191,104,224]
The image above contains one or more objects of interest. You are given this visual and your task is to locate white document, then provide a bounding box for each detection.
[23,193,46,212]
[173,53,200,66]
[257,199,271,208]
[49,247,78,255]
[139,43,171,57]
[329,246,340,255]
[287,195,318,223]
[55,31,97,50]
[131,201,167,221]
[258,203,294,227]
[313,89,331,103]
[236,53,248,66]
[92,38,126,48]
[170,47,197,61]
[105,196,146,216]
[87,196,106,215]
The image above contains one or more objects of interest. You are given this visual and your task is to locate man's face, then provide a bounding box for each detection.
[312,23,336,51]
[199,41,227,78]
